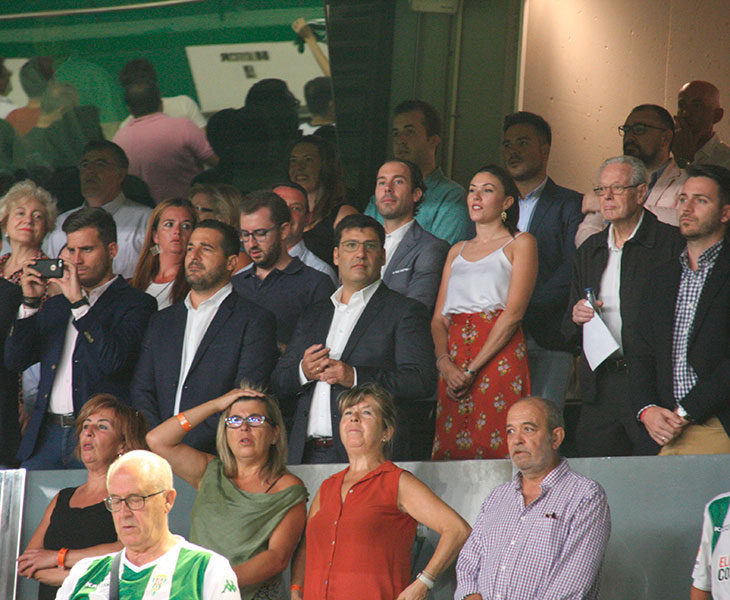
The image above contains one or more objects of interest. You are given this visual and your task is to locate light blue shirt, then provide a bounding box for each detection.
[365,167,468,245]
[518,177,548,233]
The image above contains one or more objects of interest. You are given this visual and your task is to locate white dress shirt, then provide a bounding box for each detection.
[382,219,414,274]
[517,177,548,232]
[600,212,644,353]
[288,239,338,284]
[300,279,381,437]
[173,283,232,415]
[19,276,119,415]
[44,193,152,279]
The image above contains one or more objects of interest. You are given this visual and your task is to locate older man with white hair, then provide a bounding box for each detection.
[55,450,241,600]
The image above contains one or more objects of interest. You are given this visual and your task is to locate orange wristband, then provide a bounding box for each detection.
[58,547,68,568]
[290,584,303,593]
[176,412,192,432]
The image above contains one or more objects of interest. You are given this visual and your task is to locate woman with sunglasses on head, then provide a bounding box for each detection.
[146,383,307,600]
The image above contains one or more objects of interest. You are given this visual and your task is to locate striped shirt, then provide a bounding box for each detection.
[455,459,611,600]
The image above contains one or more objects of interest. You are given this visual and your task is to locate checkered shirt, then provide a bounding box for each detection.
[454,459,611,600]
[672,240,724,403]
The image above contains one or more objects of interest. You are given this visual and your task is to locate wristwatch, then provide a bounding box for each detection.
[676,404,694,423]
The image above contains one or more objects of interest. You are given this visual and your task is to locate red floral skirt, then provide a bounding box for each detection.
[431,311,530,460]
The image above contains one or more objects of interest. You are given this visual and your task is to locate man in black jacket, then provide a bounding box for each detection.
[564,156,683,456]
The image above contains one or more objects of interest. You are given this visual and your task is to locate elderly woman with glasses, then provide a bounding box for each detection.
[146,383,307,600]
[17,394,148,600]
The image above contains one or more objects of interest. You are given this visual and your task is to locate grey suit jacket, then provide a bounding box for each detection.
[382,221,449,313]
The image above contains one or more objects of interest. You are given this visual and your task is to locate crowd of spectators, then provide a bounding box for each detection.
[1,50,730,598]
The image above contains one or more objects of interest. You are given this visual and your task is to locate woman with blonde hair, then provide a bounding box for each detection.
[130,197,196,309]
[147,382,307,599]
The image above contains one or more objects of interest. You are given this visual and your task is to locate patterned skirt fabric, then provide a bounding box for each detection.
[432,311,531,460]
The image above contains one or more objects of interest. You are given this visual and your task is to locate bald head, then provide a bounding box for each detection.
[107,449,174,494]
[677,80,724,144]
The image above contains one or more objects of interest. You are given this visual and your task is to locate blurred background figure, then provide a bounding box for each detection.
[300,76,336,144]
[288,135,357,266]
[6,56,55,136]
[0,57,18,117]
[131,198,196,310]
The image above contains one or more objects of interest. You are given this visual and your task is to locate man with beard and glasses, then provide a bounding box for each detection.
[5,208,156,469]
[132,220,277,452]
[498,111,582,414]
[577,104,687,244]
[232,190,334,349]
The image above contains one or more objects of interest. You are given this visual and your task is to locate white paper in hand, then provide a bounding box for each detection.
[582,300,620,371]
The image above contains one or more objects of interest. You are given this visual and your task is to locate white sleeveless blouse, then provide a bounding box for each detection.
[442,235,520,316]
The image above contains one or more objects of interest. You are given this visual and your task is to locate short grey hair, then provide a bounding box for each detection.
[107,450,174,494]
[0,179,57,237]
[519,396,565,432]
[599,155,648,186]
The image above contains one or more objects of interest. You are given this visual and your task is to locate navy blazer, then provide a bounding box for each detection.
[0,279,22,465]
[131,290,278,453]
[5,277,157,462]
[522,177,583,350]
[382,221,449,313]
[271,283,437,464]
[628,240,730,444]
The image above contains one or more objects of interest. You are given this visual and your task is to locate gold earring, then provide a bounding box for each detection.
[501,211,507,223]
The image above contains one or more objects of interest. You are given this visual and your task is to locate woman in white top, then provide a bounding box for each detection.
[130,198,196,310]
[431,164,537,460]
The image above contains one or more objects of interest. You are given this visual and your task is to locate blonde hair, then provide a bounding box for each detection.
[215,381,288,482]
[0,179,57,238]
[189,183,242,228]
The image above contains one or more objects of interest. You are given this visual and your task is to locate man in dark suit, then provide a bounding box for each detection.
[502,111,582,411]
[630,164,730,454]
[132,219,278,453]
[5,208,156,469]
[375,159,449,314]
[272,214,437,464]
[564,156,684,456]
[0,278,22,467]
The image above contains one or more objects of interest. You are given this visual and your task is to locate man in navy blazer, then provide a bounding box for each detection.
[5,208,156,469]
[272,214,437,463]
[132,220,277,453]
[0,278,22,467]
[629,165,730,455]
[502,111,582,411]
[376,159,449,314]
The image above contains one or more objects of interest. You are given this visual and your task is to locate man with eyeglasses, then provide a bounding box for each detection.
[132,220,278,453]
[272,214,437,463]
[232,190,334,348]
[577,104,686,245]
[44,140,152,279]
[563,156,683,456]
[56,450,241,600]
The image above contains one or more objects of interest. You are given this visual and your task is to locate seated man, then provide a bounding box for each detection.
[272,182,338,283]
[233,190,334,348]
[455,396,611,600]
[272,214,437,464]
[132,220,277,453]
[55,450,241,600]
[6,208,156,469]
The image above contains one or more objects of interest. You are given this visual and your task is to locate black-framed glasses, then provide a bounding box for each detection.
[339,240,381,253]
[240,225,279,243]
[225,414,269,429]
[104,490,166,512]
[592,184,640,197]
[618,123,667,136]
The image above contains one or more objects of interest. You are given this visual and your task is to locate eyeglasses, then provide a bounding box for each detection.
[618,123,667,136]
[240,225,279,242]
[339,240,381,253]
[225,414,269,428]
[104,490,166,512]
[592,184,640,197]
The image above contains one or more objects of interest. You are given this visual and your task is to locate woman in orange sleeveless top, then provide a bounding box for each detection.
[290,383,470,600]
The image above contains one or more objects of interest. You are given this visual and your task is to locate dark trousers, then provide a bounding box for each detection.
[577,368,651,457]
[20,422,84,470]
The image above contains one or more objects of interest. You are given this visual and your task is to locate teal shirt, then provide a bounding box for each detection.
[365,167,468,245]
